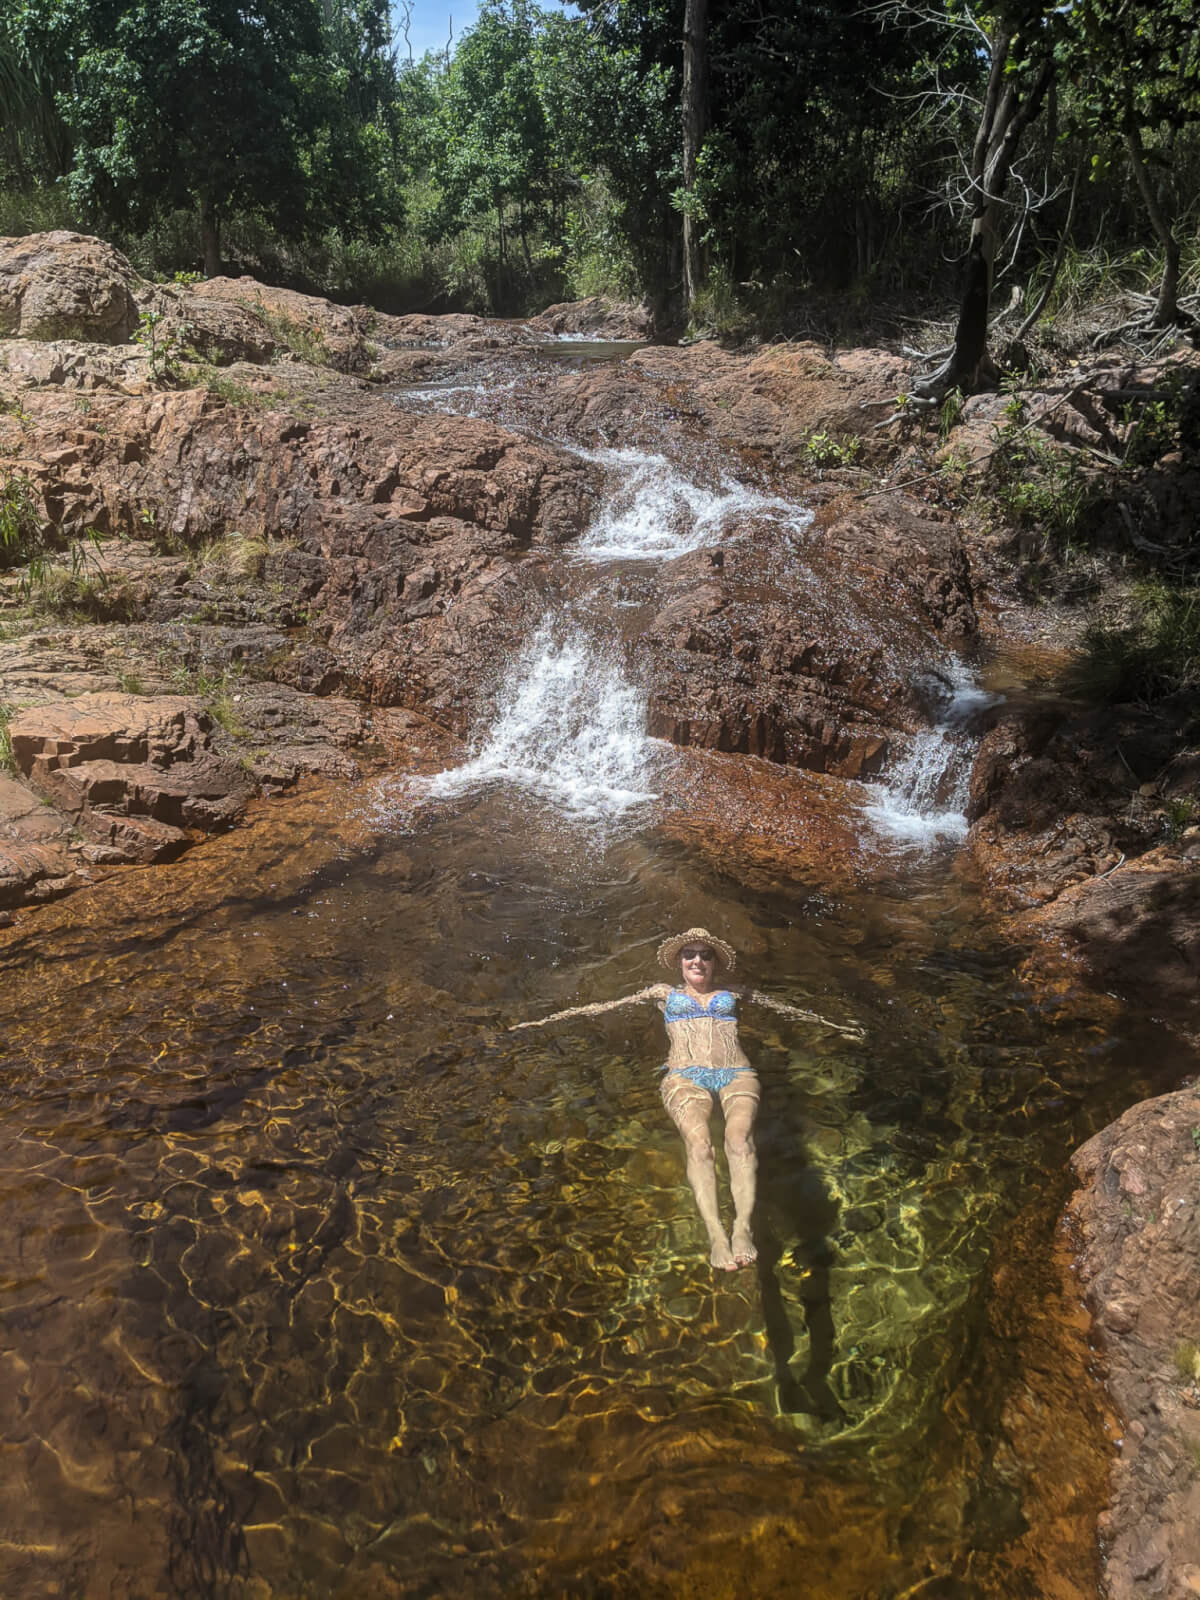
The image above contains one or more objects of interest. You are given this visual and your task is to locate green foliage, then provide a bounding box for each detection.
[1164,795,1196,840]
[0,701,15,774]
[25,566,137,622]
[802,431,863,470]
[0,473,45,567]
[1174,1339,1200,1383]
[688,265,754,343]
[1069,581,1200,705]
[133,309,193,384]
[983,423,1097,546]
[253,304,330,367]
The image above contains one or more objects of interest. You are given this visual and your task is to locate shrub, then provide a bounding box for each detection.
[1068,581,1200,706]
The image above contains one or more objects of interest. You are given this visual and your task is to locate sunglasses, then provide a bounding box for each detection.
[680,948,716,962]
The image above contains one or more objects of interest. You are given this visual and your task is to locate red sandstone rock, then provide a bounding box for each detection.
[1069,1086,1200,1600]
[7,693,252,862]
[190,277,374,372]
[528,297,653,341]
[0,773,78,905]
[0,232,140,343]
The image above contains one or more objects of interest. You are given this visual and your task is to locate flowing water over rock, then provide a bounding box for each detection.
[0,340,1190,1600]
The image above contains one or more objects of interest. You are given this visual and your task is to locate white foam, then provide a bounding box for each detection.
[864,665,1003,849]
[410,627,667,821]
[575,447,813,562]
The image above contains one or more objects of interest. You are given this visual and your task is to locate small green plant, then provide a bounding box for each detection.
[173,269,203,286]
[1068,581,1200,706]
[0,701,15,774]
[255,302,331,367]
[1191,1125,1200,1153]
[1164,795,1197,840]
[0,396,31,427]
[25,566,137,623]
[937,388,964,444]
[802,430,862,469]
[0,473,44,567]
[982,419,1097,547]
[197,369,271,410]
[1174,1339,1200,1383]
[209,692,249,740]
[134,309,193,384]
[115,669,145,695]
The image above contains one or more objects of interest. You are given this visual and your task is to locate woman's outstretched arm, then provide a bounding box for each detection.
[744,989,865,1040]
[510,984,671,1031]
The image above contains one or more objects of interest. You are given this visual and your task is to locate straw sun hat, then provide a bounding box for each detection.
[656,927,737,974]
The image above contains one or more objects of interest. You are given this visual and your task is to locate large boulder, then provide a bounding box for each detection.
[1069,1085,1200,1600]
[0,232,141,343]
[191,277,372,372]
[642,494,976,779]
[7,693,253,863]
[0,772,77,907]
[528,297,653,341]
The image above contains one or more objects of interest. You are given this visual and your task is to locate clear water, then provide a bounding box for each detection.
[0,356,1185,1600]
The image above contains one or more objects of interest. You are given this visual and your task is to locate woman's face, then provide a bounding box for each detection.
[679,944,720,993]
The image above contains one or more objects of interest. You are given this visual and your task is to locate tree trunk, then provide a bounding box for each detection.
[915,28,1053,400]
[1125,117,1186,328]
[200,201,221,278]
[681,0,708,310]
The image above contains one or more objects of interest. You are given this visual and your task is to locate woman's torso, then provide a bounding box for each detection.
[660,988,752,1074]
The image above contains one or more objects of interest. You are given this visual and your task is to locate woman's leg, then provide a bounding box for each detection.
[662,1077,736,1271]
[721,1078,760,1266]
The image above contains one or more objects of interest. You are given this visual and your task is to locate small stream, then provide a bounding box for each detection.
[0,342,1187,1598]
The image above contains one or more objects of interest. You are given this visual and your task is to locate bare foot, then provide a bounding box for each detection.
[709,1235,737,1271]
[731,1224,757,1266]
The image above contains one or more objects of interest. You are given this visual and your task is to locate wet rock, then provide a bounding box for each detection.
[1068,1085,1200,1600]
[528,297,653,341]
[0,232,140,343]
[965,701,1200,1035]
[7,693,252,862]
[642,494,976,778]
[0,773,78,906]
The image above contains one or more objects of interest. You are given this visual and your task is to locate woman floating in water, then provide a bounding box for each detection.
[512,927,863,1273]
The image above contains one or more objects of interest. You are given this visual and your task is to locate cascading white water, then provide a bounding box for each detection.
[575,447,813,562]
[412,627,669,821]
[864,666,1003,848]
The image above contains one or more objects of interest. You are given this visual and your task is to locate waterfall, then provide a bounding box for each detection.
[863,666,1002,848]
[413,626,669,821]
[575,448,813,562]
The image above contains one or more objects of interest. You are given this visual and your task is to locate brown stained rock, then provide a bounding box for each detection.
[641,496,976,779]
[8,693,211,772]
[626,340,908,463]
[190,277,373,373]
[0,772,78,906]
[0,337,147,392]
[527,297,653,341]
[7,693,251,864]
[150,290,275,367]
[0,232,140,343]
[1068,1086,1200,1600]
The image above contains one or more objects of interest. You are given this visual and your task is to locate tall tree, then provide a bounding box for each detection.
[50,0,328,275]
[911,0,1056,397]
[1066,0,1200,328]
[680,0,707,307]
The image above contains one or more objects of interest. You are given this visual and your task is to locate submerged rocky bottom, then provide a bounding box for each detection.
[0,780,1187,1599]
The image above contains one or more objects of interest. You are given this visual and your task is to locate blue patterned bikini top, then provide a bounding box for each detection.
[663,988,738,1023]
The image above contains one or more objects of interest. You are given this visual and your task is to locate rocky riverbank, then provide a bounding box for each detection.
[3,230,1199,1595]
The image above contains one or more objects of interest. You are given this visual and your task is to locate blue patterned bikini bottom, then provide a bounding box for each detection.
[661,1064,741,1093]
